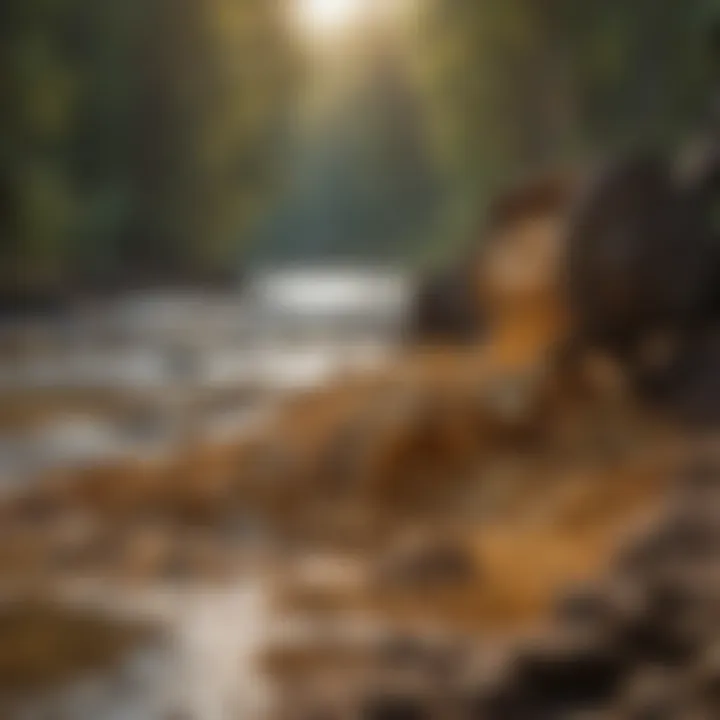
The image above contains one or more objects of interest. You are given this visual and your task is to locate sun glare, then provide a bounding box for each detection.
[297,0,364,37]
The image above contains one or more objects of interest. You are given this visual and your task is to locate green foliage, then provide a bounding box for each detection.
[408,0,716,246]
[2,0,720,294]
[1,0,298,299]
[257,33,441,265]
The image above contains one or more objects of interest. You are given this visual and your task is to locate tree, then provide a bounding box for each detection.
[408,0,714,245]
[0,0,300,300]
[257,27,441,264]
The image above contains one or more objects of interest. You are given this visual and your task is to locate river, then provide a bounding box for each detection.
[0,267,411,720]
[0,267,411,483]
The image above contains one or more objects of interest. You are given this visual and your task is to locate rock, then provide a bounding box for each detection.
[118,524,176,580]
[553,581,643,642]
[47,513,106,570]
[567,152,714,364]
[617,666,687,720]
[360,693,430,720]
[373,533,479,593]
[464,630,629,719]
[514,633,629,710]
[663,326,720,425]
[374,636,434,670]
[407,266,483,347]
[298,451,720,719]
[373,634,468,690]
[617,511,720,583]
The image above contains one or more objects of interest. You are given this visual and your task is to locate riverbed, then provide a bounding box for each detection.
[0,268,411,720]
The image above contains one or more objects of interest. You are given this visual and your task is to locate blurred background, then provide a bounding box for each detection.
[1,0,715,298]
[1,0,716,461]
[3,1,720,719]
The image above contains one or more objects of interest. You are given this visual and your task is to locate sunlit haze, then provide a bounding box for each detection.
[296,0,365,37]
[4,1,720,719]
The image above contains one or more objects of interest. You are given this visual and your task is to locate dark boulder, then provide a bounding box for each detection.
[360,694,430,720]
[407,265,483,347]
[566,152,715,365]
[466,632,628,719]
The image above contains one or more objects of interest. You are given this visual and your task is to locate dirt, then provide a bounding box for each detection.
[0,600,154,698]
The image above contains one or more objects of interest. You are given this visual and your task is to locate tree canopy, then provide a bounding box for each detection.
[2,0,720,299]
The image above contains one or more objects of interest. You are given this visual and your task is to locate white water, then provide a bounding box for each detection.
[0,269,411,718]
[0,268,411,483]
[9,580,274,720]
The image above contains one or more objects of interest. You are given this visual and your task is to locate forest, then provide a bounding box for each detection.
[7,4,720,718]
[1,0,717,303]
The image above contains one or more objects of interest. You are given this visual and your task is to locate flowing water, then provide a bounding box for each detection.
[0,267,411,719]
[0,268,410,483]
